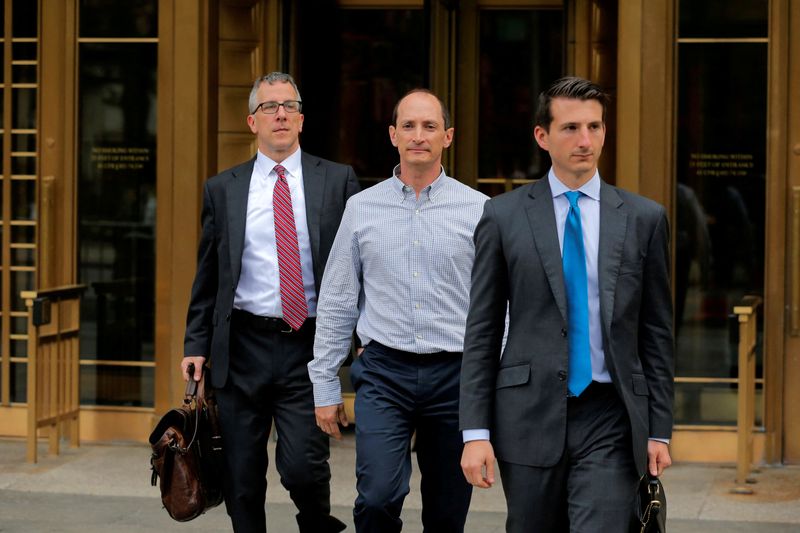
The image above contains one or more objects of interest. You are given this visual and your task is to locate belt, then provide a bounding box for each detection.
[232,309,315,335]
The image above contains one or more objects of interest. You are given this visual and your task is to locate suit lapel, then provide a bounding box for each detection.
[525,179,567,321]
[227,157,256,285]
[597,182,627,337]
[301,152,325,268]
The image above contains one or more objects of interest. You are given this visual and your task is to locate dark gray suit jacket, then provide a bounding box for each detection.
[184,152,360,389]
[459,177,674,476]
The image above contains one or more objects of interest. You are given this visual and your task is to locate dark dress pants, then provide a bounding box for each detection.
[215,312,342,533]
[498,382,639,533]
[350,342,473,533]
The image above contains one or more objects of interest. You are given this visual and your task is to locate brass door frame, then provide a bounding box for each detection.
[652,0,792,464]
[779,0,800,463]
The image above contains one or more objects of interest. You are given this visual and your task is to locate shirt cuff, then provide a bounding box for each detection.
[312,379,343,407]
[649,437,670,445]
[463,429,490,443]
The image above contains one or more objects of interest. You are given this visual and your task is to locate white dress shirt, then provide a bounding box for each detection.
[233,148,317,318]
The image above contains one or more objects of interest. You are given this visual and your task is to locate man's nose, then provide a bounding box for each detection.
[577,127,591,146]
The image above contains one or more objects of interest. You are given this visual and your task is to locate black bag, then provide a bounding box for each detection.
[634,473,667,533]
[149,364,224,521]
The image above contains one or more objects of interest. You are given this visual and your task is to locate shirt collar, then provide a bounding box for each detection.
[257,147,302,180]
[547,168,601,201]
[390,165,448,201]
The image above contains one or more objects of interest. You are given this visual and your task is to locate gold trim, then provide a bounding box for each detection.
[79,359,156,368]
[792,187,800,334]
[77,37,159,43]
[81,404,154,413]
[336,0,423,7]
[678,37,769,44]
[675,377,765,384]
[674,424,763,432]
[477,0,562,7]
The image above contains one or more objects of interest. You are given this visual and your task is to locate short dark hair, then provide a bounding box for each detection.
[392,88,452,130]
[534,76,609,131]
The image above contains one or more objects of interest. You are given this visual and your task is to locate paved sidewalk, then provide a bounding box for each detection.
[1,433,799,532]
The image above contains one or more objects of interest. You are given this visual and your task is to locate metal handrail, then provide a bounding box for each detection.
[731,295,762,494]
[23,284,87,463]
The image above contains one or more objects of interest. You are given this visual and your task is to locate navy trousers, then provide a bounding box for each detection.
[350,342,472,533]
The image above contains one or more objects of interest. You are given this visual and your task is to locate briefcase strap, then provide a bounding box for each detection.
[639,478,663,533]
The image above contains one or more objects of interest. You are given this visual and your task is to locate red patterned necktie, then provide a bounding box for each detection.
[272,164,307,330]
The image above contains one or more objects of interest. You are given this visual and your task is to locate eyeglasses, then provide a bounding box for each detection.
[252,100,303,114]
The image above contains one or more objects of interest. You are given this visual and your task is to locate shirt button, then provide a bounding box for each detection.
[413,240,419,246]
[415,209,420,215]
[558,371,567,381]
[413,272,419,277]
[561,328,567,337]
[415,303,420,309]
[416,334,422,339]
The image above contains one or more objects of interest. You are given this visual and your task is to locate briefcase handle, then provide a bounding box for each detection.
[184,363,201,401]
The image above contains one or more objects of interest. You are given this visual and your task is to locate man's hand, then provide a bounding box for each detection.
[315,403,349,440]
[181,356,206,381]
[461,440,496,489]
[648,440,672,477]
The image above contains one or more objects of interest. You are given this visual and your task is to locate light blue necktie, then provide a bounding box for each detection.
[563,191,592,396]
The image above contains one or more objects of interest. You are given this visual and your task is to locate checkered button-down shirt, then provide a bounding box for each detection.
[309,167,488,406]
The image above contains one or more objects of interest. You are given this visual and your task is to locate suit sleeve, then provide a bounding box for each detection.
[459,200,509,431]
[184,182,218,357]
[344,165,361,200]
[639,209,675,439]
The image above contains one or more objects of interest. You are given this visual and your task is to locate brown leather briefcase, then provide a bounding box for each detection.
[149,364,224,521]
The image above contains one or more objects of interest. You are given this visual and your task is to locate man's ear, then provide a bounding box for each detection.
[247,114,257,134]
[389,125,398,147]
[533,125,549,151]
[443,127,454,149]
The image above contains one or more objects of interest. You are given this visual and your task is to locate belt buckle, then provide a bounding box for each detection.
[280,321,294,333]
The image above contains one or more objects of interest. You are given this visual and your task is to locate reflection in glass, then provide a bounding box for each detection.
[12,340,26,357]
[296,8,426,188]
[675,381,763,426]
[479,10,563,184]
[80,365,154,407]
[12,64,37,84]
[12,0,37,38]
[11,224,34,244]
[12,133,36,152]
[79,0,157,39]
[13,42,36,61]
[10,362,26,402]
[12,157,36,175]
[78,42,157,364]
[12,89,36,129]
[10,270,33,311]
[679,0,767,39]
[12,247,34,266]
[675,42,766,425]
[11,316,26,335]
[11,180,36,219]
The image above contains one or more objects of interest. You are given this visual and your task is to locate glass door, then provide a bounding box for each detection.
[673,0,768,431]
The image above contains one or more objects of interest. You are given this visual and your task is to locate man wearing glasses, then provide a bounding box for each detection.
[182,72,359,533]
